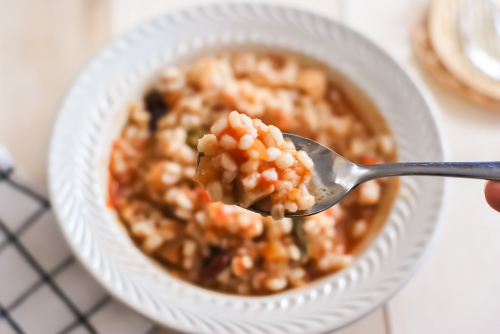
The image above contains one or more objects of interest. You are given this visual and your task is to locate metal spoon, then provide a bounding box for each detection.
[198,133,500,217]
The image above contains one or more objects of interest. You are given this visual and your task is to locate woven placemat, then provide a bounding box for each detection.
[412,6,500,111]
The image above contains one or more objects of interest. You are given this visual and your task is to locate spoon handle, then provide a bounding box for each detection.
[359,161,500,182]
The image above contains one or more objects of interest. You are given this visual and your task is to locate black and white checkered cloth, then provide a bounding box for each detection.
[0,146,156,334]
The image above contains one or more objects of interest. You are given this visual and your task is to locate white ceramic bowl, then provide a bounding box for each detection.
[48,3,445,333]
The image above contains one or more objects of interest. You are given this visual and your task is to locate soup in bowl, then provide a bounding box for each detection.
[107,52,399,296]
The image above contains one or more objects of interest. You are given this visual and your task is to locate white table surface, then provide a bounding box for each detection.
[2,0,500,333]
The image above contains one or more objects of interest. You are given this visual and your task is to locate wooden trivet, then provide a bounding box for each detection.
[412,9,500,111]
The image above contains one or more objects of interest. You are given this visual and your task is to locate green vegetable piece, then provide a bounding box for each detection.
[292,217,308,264]
[187,128,205,147]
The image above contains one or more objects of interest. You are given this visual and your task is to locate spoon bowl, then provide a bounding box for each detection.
[246,134,363,217]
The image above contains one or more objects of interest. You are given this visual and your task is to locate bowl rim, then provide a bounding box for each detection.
[48,2,447,333]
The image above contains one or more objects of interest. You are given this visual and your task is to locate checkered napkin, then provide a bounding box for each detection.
[0,146,157,334]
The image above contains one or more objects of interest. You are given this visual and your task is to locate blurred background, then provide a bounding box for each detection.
[1,0,500,333]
